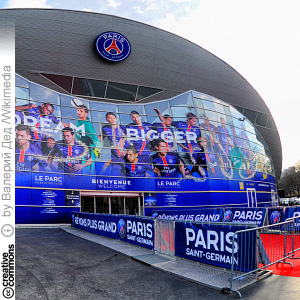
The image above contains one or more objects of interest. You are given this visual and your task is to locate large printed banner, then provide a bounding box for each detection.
[71,212,155,249]
[15,81,277,207]
[175,222,257,271]
[222,207,266,227]
[153,208,224,222]
[284,207,300,230]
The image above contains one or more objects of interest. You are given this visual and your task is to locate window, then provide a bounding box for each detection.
[255,112,269,127]
[243,108,257,124]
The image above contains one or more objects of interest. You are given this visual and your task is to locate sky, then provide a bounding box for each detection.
[1,0,300,171]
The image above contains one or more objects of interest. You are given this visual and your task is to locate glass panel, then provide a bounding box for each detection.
[81,196,94,213]
[72,77,106,98]
[266,117,276,130]
[96,196,109,214]
[202,100,215,111]
[125,197,139,215]
[118,105,147,125]
[170,106,198,121]
[243,108,257,124]
[16,74,29,88]
[136,86,162,101]
[16,86,29,100]
[90,101,118,124]
[169,93,193,106]
[224,106,231,116]
[255,112,269,127]
[214,103,225,114]
[195,107,205,119]
[106,82,137,102]
[193,98,204,109]
[144,100,170,123]
[231,106,244,120]
[60,94,90,108]
[111,197,124,214]
[29,82,60,105]
[41,73,73,93]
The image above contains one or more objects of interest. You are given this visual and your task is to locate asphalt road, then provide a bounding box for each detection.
[16,228,300,300]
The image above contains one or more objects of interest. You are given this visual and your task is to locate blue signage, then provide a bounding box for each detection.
[72,212,118,239]
[222,207,266,227]
[175,222,257,271]
[95,31,131,62]
[116,216,155,249]
[154,208,224,222]
[72,212,155,249]
[284,207,300,229]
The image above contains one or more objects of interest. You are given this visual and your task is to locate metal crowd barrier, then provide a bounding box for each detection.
[155,219,175,256]
[226,216,300,297]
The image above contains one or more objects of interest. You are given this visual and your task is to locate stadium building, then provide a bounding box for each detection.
[0,8,281,224]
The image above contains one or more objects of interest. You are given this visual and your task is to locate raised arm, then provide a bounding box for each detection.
[153,108,164,123]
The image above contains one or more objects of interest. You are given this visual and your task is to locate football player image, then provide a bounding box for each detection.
[200,114,217,145]
[227,136,252,179]
[126,110,152,161]
[41,137,56,157]
[49,127,92,174]
[152,108,176,151]
[102,112,126,158]
[101,145,156,177]
[216,117,231,155]
[15,102,69,144]
[239,123,254,160]
[15,124,48,172]
[153,108,202,165]
[188,137,225,178]
[152,139,186,178]
[76,104,102,168]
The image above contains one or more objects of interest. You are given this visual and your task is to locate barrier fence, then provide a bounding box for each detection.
[72,209,300,297]
[226,215,300,297]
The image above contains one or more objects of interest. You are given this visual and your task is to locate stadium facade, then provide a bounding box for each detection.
[0,8,281,224]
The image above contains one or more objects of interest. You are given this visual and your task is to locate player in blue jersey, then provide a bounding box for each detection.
[15,102,69,145]
[126,110,153,161]
[188,137,225,178]
[101,145,156,177]
[100,112,126,175]
[15,124,48,172]
[216,117,232,155]
[102,112,126,159]
[152,139,186,178]
[200,114,217,145]
[49,127,92,174]
[152,109,176,151]
[154,108,202,165]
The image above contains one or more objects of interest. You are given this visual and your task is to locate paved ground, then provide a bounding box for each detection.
[16,228,300,300]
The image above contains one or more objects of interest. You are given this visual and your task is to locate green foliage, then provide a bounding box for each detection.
[278,164,300,197]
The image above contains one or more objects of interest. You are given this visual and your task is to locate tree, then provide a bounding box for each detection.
[278,162,300,197]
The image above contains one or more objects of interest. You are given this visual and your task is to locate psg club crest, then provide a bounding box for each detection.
[95,31,131,62]
[270,210,281,224]
[118,219,126,238]
[223,209,233,222]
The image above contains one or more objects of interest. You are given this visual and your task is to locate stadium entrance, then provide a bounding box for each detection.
[81,192,141,216]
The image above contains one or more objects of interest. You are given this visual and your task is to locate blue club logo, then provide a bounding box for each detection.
[223,209,233,222]
[95,31,131,62]
[270,211,281,224]
[72,214,75,224]
[118,219,126,239]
